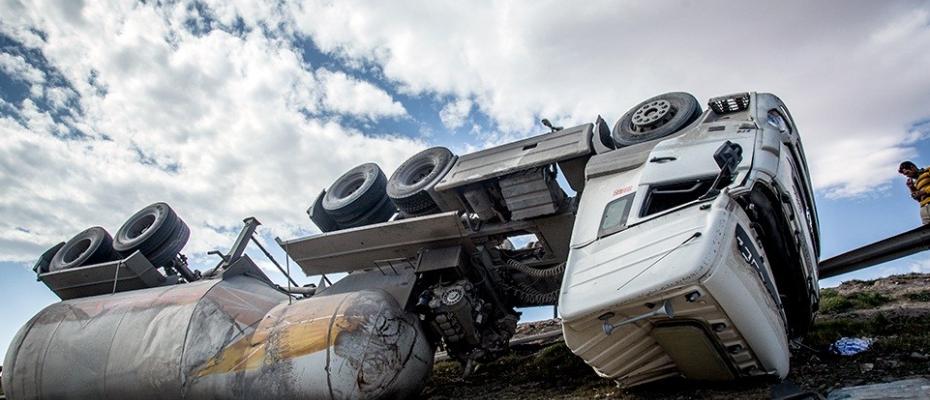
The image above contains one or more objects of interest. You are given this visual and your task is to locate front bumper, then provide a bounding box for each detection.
[559,196,788,386]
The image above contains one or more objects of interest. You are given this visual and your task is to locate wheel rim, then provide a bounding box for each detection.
[126,214,156,240]
[630,99,676,134]
[334,174,366,199]
[63,238,92,264]
[405,161,436,186]
[442,288,464,305]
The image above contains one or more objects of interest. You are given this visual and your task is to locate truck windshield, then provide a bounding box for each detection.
[598,194,634,239]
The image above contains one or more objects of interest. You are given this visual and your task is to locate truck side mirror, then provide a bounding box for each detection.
[713,140,743,182]
[699,141,743,201]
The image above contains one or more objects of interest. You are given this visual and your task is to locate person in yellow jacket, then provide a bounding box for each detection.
[899,160,930,225]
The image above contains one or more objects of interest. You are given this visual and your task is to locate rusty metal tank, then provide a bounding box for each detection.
[2,275,434,400]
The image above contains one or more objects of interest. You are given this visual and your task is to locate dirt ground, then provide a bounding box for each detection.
[421,273,930,399]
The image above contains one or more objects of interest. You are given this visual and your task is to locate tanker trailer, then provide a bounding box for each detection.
[2,205,434,400]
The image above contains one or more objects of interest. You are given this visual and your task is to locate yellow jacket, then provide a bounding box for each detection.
[913,169,930,206]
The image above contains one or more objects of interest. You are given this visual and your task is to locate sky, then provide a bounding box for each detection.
[2,0,930,361]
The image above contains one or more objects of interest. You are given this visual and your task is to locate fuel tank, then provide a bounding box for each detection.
[2,275,434,399]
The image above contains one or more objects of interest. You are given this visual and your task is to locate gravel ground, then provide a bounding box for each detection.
[421,273,930,399]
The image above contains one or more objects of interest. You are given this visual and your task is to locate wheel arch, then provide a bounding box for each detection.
[737,181,816,338]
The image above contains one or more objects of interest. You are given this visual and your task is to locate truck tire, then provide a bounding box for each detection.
[114,202,190,267]
[144,218,190,267]
[49,227,117,271]
[612,92,702,146]
[323,163,394,226]
[749,188,814,338]
[338,195,397,229]
[307,189,340,233]
[387,147,455,215]
[113,202,179,255]
[35,242,65,273]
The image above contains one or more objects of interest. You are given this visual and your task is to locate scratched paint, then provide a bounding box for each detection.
[192,298,359,377]
[3,275,435,400]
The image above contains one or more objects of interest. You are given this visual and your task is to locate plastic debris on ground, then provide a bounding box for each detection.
[831,337,874,356]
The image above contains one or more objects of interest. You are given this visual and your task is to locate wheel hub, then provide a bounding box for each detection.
[442,287,465,305]
[408,162,435,185]
[63,238,92,263]
[630,99,676,133]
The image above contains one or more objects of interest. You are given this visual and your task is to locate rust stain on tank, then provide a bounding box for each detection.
[193,300,363,377]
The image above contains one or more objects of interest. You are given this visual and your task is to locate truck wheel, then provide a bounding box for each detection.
[323,163,394,226]
[387,147,455,215]
[144,218,190,267]
[339,195,397,229]
[113,202,179,255]
[749,188,814,338]
[308,189,340,233]
[49,227,118,271]
[35,242,65,273]
[612,92,702,146]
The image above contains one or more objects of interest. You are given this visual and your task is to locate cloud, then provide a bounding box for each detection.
[439,98,472,130]
[0,0,422,264]
[907,256,930,274]
[2,0,930,267]
[282,0,930,198]
[317,68,407,119]
[0,52,45,84]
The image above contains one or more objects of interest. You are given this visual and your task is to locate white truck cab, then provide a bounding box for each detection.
[560,92,821,386]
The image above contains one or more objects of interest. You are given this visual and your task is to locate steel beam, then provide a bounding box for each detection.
[818,224,930,279]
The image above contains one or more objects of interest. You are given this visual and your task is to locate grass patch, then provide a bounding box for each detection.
[808,312,930,352]
[819,289,891,313]
[807,313,891,347]
[818,289,850,313]
[903,290,930,302]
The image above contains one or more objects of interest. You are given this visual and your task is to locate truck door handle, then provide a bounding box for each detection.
[650,156,677,163]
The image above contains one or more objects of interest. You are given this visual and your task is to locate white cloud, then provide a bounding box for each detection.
[439,98,472,130]
[2,0,930,266]
[0,0,422,264]
[317,68,407,119]
[907,256,930,274]
[0,52,45,84]
[43,86,75,109]
[870,8,929,45]
[282,0,930,198]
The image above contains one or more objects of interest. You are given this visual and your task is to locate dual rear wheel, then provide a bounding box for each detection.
[313,147,457,232]
[48,202,190,271]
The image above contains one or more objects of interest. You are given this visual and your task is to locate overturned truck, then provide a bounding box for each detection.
[4,92,912,399]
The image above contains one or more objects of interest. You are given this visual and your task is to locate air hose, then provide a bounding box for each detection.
[498,260,565,305]
[499,259,566,279]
